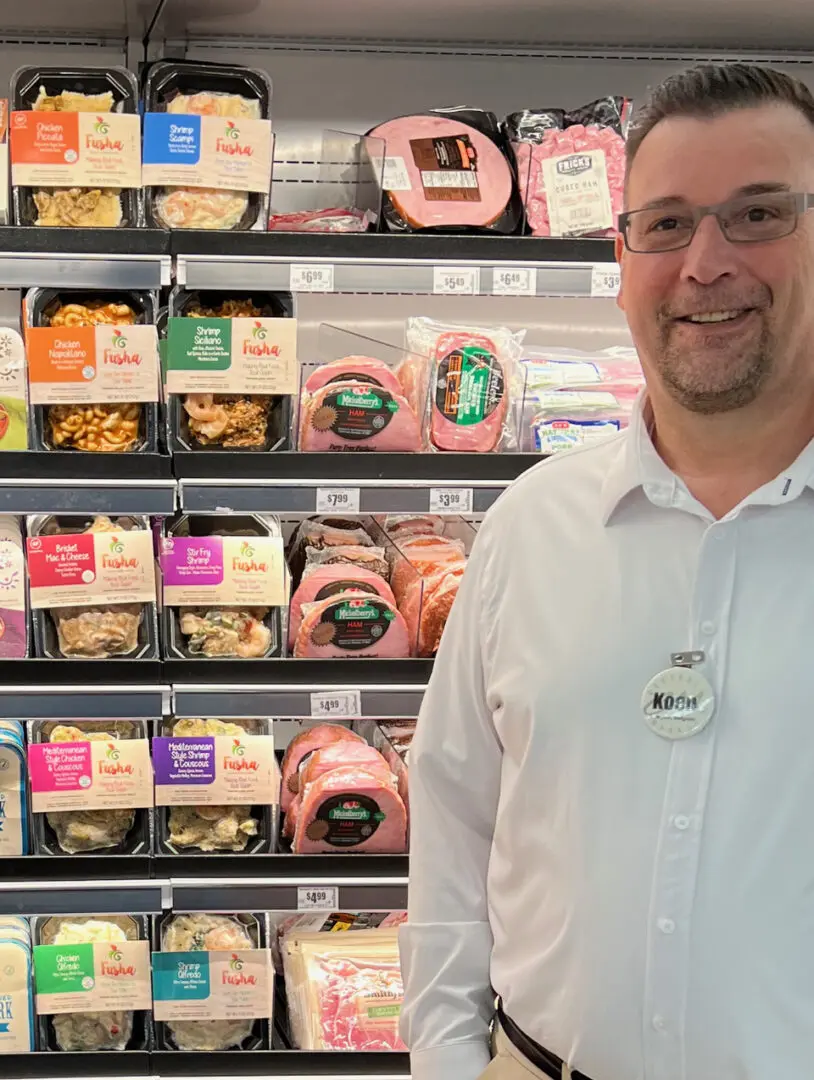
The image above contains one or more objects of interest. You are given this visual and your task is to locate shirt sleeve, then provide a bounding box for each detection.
[400,521,502,1080]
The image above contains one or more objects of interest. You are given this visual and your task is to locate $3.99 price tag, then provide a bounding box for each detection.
[310,690,362,718]
[290,263,335,292]
[590,264,621,297]
[492,267,537,296]
[315,487,360,513]
[433,266,480,295]
[429,487,473,514]
[298,885,339,911]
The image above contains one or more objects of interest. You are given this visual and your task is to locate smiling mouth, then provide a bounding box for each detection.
[676,308,755,325]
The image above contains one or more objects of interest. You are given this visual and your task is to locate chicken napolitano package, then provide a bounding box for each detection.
[152,913,272,1051]
[153,718,278,855]
[31,915,151,1051]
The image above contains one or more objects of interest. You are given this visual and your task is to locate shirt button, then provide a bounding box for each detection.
[701,620,715,635]
[652,1015,667,1032]
[674,815,690,830]
[658,917,676,934]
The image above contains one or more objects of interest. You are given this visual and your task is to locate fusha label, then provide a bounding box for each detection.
[165,316,298,396]
[160,535,286,608]
[34,940,151,1016]
[152,734,277,807]
[27,530,156,610]
[10,112,141,189]
[28,739,153,813]
[152,949,272,1022]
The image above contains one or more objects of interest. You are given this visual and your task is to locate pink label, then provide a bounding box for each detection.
[29,741,91,793]
[29,739,154,812]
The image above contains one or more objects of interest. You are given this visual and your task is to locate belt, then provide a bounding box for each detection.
[497,1005,592,1080]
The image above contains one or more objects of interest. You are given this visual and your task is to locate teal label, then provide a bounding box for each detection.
[152,951,210,1001]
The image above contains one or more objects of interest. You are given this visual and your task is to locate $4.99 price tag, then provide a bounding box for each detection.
[316,487,360,514]
[298,886,339,911]
[290,263,335,292]
[492,267,537,296]
[590,264,621,297]
[429,487,473,514]
[310,690,362,719]
[433,266,480,295]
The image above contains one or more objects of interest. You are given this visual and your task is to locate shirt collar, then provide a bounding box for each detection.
[600,392,814,526]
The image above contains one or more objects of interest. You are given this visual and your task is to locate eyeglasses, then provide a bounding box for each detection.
[618,191,814,253]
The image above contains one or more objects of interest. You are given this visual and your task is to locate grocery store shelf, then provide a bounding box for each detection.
[0,1051,151,1079]
[165,854,408,912]
[0,229,171,289]
[0,857,162,915]
[0,453,175,515]
[173,231,615,295]
[169,659,432,719]
[0,660,167,718]
[176,452,537,513]
[155,1050,410,1077]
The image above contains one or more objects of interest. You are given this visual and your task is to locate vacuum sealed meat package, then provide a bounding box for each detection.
[507,97,632,237]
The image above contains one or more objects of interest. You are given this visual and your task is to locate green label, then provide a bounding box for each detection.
[33,943,95,996]
[329,806,371,821]
[368,1004,401,1018]
[336,391,383,410]
[167,318,232,372]
[435,346,504,427]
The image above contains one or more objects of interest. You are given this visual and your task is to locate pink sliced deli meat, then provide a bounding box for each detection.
[293,764,408,854]
[303,356,405,397]
[368,114,514,229]
[288,564,396,650]
[299,380,422,452]
[430,331,508,452]
[284,742,394,839]
[294,594,412,658]
[280,724,366,813]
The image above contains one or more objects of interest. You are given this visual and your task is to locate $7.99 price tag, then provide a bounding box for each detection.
[298,885,339,911]
[315,487,360,513]
[310,690,362,718]
[433,266,480,295]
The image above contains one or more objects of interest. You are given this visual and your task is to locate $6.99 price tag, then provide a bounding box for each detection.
[310,690,362,718]
[290,263,335,292]
[298,886,339,911]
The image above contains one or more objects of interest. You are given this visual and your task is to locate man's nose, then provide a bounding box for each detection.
[679,212,740,285]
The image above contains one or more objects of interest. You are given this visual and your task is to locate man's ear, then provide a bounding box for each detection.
[614,232,625,312]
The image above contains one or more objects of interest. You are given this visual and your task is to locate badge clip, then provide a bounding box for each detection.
[671,650,705,669]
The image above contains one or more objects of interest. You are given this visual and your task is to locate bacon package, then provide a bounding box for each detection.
[506,97,632,238]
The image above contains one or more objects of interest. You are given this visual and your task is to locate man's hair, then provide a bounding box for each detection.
[626,63,814,166]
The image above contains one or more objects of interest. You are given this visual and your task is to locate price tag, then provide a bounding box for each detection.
[433,266,480,295]
[590,264,621,297]
[429,487,473,514]
[290,263,335,292]
[316,487,360,513]
[492,267,537,296]
[298,886,339,911]
[310,690,362,718]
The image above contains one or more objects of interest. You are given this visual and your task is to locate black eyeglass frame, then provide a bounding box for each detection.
[617,191,814,253]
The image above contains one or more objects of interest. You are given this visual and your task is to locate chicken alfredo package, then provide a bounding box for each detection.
[27,720,153,855]
[160,513,286,659]
[142,61,273,230]
[405,317,525,452]
[166,288,296,452]
[26,515,158,659]
[9,67,142,228]
[24,288,161,454]
[153,718,278,854]
[152,913,271,1050]
[31,915,151,1051]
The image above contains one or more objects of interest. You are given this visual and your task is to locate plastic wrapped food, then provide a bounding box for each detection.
[179,607,271,657]
[280,724,366,814]
[268,207,374,232]
[303,545,389,583]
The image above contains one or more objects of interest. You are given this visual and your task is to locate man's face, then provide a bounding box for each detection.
[616,104,814,414]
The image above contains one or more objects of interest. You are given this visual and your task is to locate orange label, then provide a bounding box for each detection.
[10,112,141,188]
[27,325,160,405]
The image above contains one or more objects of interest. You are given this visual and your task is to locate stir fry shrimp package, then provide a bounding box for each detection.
[405,317,524,452]
[160,513,286,660]
[166,288,295,452]
[24,288,160,454]
[142,61,273,231]
[153,717,278,855]
[31,914,152,1051]
[27,720,153,856]
[9,66,142,228]
[152,912,271,1051]
[26,514,159,660]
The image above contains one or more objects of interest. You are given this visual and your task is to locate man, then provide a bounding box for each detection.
[401,63,814,1080]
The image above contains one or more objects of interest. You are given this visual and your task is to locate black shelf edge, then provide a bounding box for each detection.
[157,852,408,879]
[0,227,170,256]
[0,1052,152,1078]
[0,451,173,482]
[166,657,433,686]
[155,1050,410,1076]
[172,229,615,263]
[2,854,153,883]
[0,658,164,685]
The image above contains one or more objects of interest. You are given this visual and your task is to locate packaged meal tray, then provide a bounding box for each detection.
[10,66,141,228]
[31,914,150,1051]
[155,717,278,855]
[26,514,159,660]
[160,513,285,660]
[28,720,152,856]
[167,288,294,452]
[142,60,272,231]
[152,912,269,1051]
[25,287,160,454]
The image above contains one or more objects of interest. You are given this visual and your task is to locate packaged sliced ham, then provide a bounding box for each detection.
[303,545,390,583]
[293,764,407,854]
[283,927,407,1050]
[293,594,411,659]
[280,724,366,814]
[406,317,524,452]
[400,562,466,658]
[389,534,466,603]
[379,515,444,541]
[299,379,422,452]
[368,107,522,234]
[303,356,405,397]
[507,96,632,238]
[288,564,395,651]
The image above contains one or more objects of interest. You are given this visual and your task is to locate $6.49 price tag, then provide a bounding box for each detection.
[316,487,360,513]
[429,487,473,514]
[492,267,537,296]
[433,266,480,295]
[290,263,335,292]
[310,690,362,718]
[298,886,339,911]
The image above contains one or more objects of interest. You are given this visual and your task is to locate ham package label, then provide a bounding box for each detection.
[34,940,152,1015]
[142,113,272,194]
[165,317,298,396]
[26,325,160,406]
[152,949,272,1021]
[152,734,277,807]
[29,738,154,813]
[160,535,286,608]
[541,149,613,236]
[10,112,141,189]
[410,134,481,202]
[26,530,157,611]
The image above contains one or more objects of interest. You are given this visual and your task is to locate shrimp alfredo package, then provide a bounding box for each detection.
[142,61,273,230]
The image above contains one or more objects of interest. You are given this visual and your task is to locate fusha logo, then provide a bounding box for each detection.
[109,536,125,555]
[98,741,134,778]
[229,954,244,972]
[94,117,110,135]
[216,120,254,157]
[112,330,127,349]
[251,322,267,341]
[242,322,281,358]
[240,540,255,558]
[86,115,124,153]
[223,737,260,773]
[222,953,257,988]
[231,738,246,757]
[556,153,593,177]
[108,945,123,962]
[100,942,136,978]
[101,534,138,571]
[103,329,142,368]
[106,742,121,762]
[226,121,240,141]
[231,539,269,576]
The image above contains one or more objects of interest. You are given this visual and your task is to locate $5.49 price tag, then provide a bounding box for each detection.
[590,264,621,298]
[290,263,335,293]
[429,487,473,514]
[492,267,537,297]
[316,487,360,514]
[310,690,362,719]
[298,886,339,911]
[433,266,480,295]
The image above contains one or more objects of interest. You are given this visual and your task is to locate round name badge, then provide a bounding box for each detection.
[641,665,715,740]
